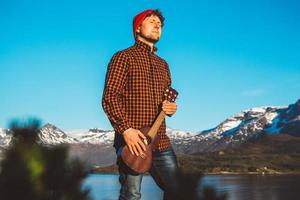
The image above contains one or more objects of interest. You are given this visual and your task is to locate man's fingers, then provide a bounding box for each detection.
[164,107,177,112]
[137,132,146,150]
[165,107,176,111]
[123,129,147,156]
[162,102,177,111]
[138,131,146,139]
[164,104,177,109]
[132,145,140,156]
[137,140,146,151]
[128,145,134,155]
[135,143,144,156]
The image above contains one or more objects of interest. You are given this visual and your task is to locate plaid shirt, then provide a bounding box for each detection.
[102,40,172,151]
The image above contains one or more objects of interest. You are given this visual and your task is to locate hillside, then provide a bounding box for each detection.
[178,134,300,174]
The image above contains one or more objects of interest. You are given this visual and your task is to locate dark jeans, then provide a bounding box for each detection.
[117,147,178,200]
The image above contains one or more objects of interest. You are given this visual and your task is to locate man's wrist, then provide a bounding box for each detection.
[123,128,133,135]
[115,123,131,135]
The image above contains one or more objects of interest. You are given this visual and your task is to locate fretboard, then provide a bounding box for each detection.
[147,111,166,139]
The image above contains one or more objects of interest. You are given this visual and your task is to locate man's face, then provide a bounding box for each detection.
[137,15,162,43]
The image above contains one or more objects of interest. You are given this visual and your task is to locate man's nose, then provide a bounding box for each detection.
[154,23,160,29]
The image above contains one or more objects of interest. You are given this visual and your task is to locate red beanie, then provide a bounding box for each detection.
[133,9,154,39]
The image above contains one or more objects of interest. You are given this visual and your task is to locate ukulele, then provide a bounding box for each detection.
[119,87,178,174]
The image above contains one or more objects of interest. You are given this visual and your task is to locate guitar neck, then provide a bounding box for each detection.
[148,110,166,139]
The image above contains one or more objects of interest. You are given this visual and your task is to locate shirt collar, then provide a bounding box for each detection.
[134,40,158,53]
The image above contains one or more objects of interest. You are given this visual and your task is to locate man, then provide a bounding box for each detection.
[102,9,178,200]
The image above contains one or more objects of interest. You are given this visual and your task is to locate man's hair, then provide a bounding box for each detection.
[146,9,165,27]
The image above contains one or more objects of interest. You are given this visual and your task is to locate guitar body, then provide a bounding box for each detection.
[120,126,153,174]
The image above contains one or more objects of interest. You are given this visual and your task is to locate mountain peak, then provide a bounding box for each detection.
[39,123,78,144]
[277,99,300,136]
[1,100,299,153]
[43,123,56,129]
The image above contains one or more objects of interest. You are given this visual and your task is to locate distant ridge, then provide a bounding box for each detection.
[0,99,299,167]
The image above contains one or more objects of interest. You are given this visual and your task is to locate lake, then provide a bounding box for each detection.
[83,174,300,200]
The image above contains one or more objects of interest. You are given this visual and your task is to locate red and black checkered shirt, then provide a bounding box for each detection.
[102,40,172,152]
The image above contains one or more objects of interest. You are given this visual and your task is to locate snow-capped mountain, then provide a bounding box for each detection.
[0,99,299,158]
[184,107,280,153]
[183,99,300,153]
[67,128,115,145]
[166,128,198,153]
[275,99,300,136]
[0,125,115,147]
[0,123,79,147]
[39,123,79,145]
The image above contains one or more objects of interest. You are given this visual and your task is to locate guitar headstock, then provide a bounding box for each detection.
[163,87,178,102]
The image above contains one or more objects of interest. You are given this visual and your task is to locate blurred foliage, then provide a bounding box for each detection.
[0,119,92,200]
[173,170,227,200]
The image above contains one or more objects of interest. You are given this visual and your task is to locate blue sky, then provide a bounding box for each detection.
[1,0,299,132]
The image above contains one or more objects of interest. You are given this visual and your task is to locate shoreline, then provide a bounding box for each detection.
[89,171,300,176]
[205,172,300,175]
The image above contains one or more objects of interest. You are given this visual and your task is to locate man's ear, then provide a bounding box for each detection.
[136,26,141,33]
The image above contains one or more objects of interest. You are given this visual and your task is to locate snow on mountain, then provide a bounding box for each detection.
[0,99,299,154]
[276,99,300,136]
[183,106,290,153]
[0,128,12,147]
[67,128,115,144]
[39,123,79,144]
[212,107,280,136]
[166,127,195,139]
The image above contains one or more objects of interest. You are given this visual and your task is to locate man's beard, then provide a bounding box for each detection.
[137,32,159,44]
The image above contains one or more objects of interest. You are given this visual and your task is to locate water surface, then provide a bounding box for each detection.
[83,174,300,200]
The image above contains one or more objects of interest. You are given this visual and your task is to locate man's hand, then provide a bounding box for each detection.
[162,100,177,116]
[123,128,146,156]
